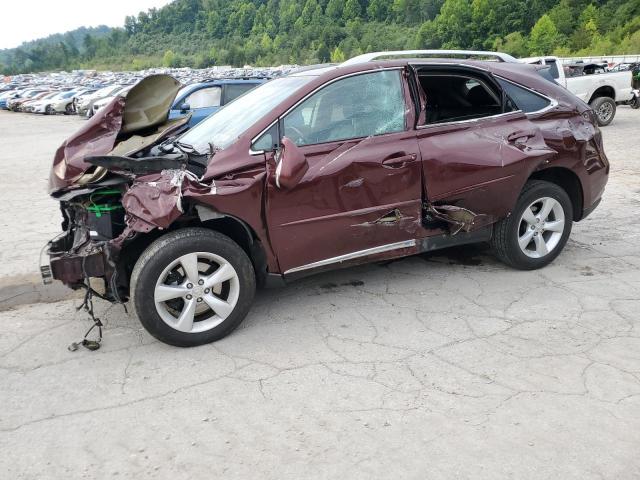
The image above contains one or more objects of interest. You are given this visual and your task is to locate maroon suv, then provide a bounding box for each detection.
[46,51,609,347]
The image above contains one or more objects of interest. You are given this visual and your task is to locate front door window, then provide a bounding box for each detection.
[283,70,406,146]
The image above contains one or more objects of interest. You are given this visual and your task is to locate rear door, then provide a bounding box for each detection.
[414,67,555,224]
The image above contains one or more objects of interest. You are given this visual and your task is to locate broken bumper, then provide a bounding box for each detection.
[46,229,115,289]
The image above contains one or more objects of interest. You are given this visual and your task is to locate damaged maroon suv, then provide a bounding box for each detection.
[46,51,609,347]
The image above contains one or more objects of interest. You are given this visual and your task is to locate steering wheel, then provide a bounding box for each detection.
[285,126,308,146]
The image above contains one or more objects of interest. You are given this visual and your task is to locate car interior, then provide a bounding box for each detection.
[417,72,505,124]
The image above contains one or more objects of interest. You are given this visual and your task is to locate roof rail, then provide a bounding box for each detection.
[341,50,519,66]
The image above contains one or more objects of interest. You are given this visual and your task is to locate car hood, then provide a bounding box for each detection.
[49,74,183,193]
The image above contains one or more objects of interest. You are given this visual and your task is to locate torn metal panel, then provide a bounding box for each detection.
[50,96,126,192]
[109,115,191,157]
[120,74,182,133]
[352,208,422,235]
[424,204,488,235]
[120,169,198,231]
[49,75,183,193]
[374,208,403,224]
[86,155,187,175]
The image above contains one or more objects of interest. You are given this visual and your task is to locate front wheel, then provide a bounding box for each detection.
[491,180,573,270]
[130,228,256,347]
[631,96,640,110]
[590,97,616,126]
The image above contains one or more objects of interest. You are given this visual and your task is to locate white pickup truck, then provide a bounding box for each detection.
[523,56,634,126]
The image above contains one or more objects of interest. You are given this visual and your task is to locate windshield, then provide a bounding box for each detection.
[179,76,315,152]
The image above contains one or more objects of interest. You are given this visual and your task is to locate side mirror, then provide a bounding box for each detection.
[179,103,190,113]
[275,137,308,189]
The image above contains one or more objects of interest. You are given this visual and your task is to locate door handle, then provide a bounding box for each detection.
[382,153,417,168]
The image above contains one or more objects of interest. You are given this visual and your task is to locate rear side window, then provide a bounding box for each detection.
[497,79,551,113]
[224,83,257,104]
[417,73,504,124]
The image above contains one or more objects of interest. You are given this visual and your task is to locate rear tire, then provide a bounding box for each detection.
[491,180,573,270]
[130,228,256,347]
[590,97,616,126]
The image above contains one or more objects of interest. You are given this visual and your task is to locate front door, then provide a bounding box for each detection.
[264,69,423,274]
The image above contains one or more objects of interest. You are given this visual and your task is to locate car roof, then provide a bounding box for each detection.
[294,57,538,83]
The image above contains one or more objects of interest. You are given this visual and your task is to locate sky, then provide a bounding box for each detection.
[1,0,174,49]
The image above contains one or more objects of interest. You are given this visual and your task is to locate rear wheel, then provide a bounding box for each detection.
[130,228,256,347]
[590,97,616,126]
[491,180,573,270]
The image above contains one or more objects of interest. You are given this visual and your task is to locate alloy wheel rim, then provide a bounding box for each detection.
[517,196,565,259]
[597,102,613,122]
[153,252,240,333]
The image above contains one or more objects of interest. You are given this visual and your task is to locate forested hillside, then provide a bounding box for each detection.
[2,0,639,74]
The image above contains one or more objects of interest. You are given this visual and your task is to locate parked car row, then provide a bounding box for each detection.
[0,65,296,122]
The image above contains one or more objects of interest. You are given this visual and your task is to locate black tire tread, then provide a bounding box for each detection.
[491,180,573,270]
[589,96,616,127]
[130,227,256,347]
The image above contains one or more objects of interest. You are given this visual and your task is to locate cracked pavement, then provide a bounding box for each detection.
[1,108,640,479]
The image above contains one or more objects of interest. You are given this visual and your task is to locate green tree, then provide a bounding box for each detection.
[548,0,574,36]
[493,31,528,57]
[325,0,343,20]
[414,20,440,48]
[435,0,473,48]
[343,0,362,22]
[367,0,390,21]
[330,46,346,62]
[317,42,331,62]
[162,49,176,67]
[529,14,560,55]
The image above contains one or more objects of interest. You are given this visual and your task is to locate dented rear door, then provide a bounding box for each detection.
[417,110,555,227]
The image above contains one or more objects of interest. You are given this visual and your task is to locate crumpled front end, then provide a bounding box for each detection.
[46,74,188,295]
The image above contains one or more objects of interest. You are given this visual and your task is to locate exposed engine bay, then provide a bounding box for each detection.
[46,74,216,297]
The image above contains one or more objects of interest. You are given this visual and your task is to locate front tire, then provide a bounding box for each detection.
[491,180,573,270]
[130,228,256,347]
[590,97,616,126]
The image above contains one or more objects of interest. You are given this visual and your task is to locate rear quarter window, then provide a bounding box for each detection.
[497,78,551,113]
